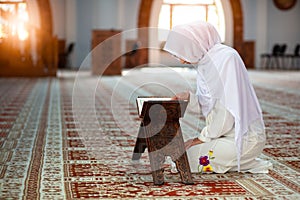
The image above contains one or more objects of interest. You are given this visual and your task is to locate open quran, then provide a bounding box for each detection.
[136,96,189,118]
[136,97,172,116]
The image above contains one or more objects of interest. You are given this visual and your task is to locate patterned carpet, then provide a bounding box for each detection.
[0,68,299,199]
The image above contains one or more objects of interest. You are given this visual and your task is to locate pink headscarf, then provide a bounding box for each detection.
[164,21,221,63]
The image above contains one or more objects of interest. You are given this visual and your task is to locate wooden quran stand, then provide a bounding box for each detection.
[132,97,194,185]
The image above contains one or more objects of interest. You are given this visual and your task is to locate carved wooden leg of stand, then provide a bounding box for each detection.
[149,151,165,185]
[132,125,146,160]
[170,127,194,184]
[174,153,194,184]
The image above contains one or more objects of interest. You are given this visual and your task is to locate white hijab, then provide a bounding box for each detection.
[164,21,264,171]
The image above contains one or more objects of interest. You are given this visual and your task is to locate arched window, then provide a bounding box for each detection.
[0,0,29,41]
[158,0,225,42]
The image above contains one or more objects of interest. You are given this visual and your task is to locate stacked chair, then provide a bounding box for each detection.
[261,44,282,69]
[286,44,300,70]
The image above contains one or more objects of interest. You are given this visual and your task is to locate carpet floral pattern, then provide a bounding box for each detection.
[0,69,299,199]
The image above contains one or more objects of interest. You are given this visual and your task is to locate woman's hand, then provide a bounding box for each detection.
[171,91,190,101]
[184,138,202,150]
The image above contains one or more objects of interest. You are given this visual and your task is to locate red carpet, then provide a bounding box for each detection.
[0,69,299,199]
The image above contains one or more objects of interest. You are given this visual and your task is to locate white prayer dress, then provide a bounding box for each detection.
[164,21,272,173]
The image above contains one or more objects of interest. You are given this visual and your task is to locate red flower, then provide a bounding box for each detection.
[199,156,210,166]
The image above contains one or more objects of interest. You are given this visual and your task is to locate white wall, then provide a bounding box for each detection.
[77,0,140,68]
[241,0,256,40]
[50,0,65,38]
[91,0,119,29]
[118,0,140,30]
[255,0,268,69]
[65,0,77,68]
[267,0,300,55]
[51,0,140,68]
[242,0,300,68]
[50,0,300,69]
[74,0,94,68]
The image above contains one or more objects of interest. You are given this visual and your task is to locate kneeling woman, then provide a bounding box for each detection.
[164,21,272,173]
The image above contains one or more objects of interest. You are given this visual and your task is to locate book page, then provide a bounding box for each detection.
[136,97,176,116]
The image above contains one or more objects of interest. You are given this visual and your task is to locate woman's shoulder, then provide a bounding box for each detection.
[210,44,240,60]
[218,44,239,55]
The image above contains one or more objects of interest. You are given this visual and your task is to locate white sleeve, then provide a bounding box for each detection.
[198,101,234,142]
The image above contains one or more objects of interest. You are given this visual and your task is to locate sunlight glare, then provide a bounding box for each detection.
[172,6,206,27]
[158,0,225,42]
[17,3,29,41]
[17,23,28,41]
[0,2,29,41]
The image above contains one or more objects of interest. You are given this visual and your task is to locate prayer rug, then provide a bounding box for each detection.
[0,69,299,199]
